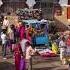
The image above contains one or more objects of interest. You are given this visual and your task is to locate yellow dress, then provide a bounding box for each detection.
[52,42,59,54]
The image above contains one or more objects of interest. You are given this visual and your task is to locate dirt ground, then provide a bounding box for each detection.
[0,46,69,70]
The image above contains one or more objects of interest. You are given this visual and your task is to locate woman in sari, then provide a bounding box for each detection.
[14,43,25,70]
[18,21,25,41]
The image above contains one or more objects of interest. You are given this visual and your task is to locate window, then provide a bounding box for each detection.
[35,0,40,2]
[10,0,19,2]
[41,2,53,8]
[68,0,70,5]
[67,0,70,19]
[41,2,47,8]
[41,1,54,20]
[67,7,70,19]
[34,1,41,9]
[53,0,59,3]
[1,0,26,13]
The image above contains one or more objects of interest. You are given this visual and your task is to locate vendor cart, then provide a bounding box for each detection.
[22,19,49,46]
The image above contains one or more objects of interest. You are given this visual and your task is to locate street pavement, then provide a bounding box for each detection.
[0,46,69,70]
[32,56,68,70]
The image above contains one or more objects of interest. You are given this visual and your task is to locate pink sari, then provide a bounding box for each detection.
[27,32,31,42]
[19,26,25,40]
[14,44,21,70]
[14,43,26,70]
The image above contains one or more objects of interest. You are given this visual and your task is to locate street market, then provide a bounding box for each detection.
[0,0,70,70]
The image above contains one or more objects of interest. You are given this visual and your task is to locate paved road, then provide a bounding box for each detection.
[32,56,68,70]
[0,55,68,70]
[33,57,68,70]
[0,46,69,70]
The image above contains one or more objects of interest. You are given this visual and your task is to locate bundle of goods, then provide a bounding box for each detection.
[39,49,57,57]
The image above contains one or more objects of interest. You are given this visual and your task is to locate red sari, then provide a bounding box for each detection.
[14,44,21,70]
[19,25,25,40]
[26,31,32,42]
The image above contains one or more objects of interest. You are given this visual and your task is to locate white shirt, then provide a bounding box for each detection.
[26,46,34,59]
[1,33,7,44]
[59,40,66,48]
[20,39,28,53]
[3,19,9,27]
[8,28,14,40]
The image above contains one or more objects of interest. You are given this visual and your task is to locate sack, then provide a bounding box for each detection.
[41,52,56,57]
[20,57,26,70]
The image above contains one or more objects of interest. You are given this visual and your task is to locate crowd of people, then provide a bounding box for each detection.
[0,16,37,70]
[59,32,70,64]
[50,31,70,65]
[0,13,70,70]
[17,9,42,20]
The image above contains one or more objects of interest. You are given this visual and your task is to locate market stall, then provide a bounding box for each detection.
[22,19,49,46]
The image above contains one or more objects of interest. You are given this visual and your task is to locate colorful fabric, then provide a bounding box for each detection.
[20,57,26,70]
[19,26,25,40]
[52,42,59,54]
[14,44,21,70]
[66,38,70,46]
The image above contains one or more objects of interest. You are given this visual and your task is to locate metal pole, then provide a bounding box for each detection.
[30,56,32,70]
[68,63,70,70]
[52,0,54,20]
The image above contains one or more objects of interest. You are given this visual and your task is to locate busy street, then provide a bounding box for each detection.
[0,49,68,70]
[0,57,68,70]
[0,0,70,70]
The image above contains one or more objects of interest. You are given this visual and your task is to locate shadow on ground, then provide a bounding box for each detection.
[0,61,15,70]
[33,67,57,70]
[33,67,68,70]
[32,56,60,65]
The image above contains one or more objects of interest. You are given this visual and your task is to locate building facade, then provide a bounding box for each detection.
[54,0,70,26]
[34,0,58,20]
[0,0,27,13]
[1,0,70,25]
[0,0,59,20]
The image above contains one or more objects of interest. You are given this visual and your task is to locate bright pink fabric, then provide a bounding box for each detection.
[26,32,31,42]
[19,26,25,40]
[14,44,21,70]
[66,37,70,46]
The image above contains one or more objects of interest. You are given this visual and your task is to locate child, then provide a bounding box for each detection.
[1,29,7,59]
[26,42,35,70]
[59,37,66,64]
